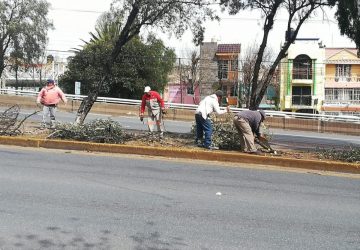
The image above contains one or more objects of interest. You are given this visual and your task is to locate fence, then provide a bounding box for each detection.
[0,88,360,135]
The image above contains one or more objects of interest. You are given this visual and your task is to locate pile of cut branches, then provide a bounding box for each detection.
[48,119,126,144]
[0,105,39,136]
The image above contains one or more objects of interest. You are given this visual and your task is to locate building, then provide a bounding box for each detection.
[0,55,68,91]
[279,38,360,116]
[322,48,360,116]
[279,38,326,113]
[200,42,241,106]
[163,64,201,105]
[165,42,241,105]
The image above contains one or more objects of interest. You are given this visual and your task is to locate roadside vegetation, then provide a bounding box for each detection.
[316,146,360,163]
[1,106,359,164]
[47,119,126,144]
[0,105,39,136]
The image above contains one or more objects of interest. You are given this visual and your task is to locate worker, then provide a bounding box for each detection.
[140,86,166,138]
[36,79,67,128]
[233,109,266,154]
[194,90,230,149]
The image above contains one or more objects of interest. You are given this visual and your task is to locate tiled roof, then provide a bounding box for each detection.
[217,44,241,53]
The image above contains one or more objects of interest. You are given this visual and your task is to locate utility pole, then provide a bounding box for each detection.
[179,58,182,104]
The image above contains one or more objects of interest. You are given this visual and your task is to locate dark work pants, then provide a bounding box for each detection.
[195,113,212,148]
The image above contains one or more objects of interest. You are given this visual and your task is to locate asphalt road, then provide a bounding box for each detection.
[11,107,360,150]
[0,145,359,249]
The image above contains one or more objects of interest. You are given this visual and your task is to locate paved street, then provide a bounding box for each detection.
[0,145,359,249]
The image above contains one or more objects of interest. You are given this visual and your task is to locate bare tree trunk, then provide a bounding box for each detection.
[75,75,107,124]
[249,1,326,110]
[74,5,141,125]
[74,90,99,124]
[249,1,281,110]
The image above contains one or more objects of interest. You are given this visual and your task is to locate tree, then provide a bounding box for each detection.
[220,0,335,109]
[329,0,360,57]
[75,0,217,124]
[60,34,176,99]
[178,50,202,104]
[240,43,274,108]
[0,0,53,79]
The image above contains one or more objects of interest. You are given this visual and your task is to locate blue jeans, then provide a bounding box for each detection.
[195,113,212,148]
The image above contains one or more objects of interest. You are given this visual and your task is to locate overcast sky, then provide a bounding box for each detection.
[46,0,356,59]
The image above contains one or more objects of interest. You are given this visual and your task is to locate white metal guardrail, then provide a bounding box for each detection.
[1,88,360,124]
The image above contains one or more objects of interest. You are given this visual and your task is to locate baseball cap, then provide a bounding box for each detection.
[144,86,151,93]
[46,79,55,84]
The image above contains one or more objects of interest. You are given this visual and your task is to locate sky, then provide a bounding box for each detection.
[46,0,356,60]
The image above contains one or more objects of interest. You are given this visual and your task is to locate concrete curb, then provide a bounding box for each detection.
[0,136,359,174]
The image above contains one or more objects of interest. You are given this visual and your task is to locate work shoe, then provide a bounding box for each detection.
[195,140,203,147]
[50,120,57,129]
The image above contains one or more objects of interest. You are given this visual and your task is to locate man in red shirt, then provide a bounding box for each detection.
[140,86,166,138]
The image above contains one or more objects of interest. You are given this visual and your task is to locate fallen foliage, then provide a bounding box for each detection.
[0,105,39,136]
[316,146,360,163]
[47,119,126,144]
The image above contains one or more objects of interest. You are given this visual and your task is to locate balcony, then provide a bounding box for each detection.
[325,75,360,87]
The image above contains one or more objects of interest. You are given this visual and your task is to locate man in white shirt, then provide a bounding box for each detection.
[194,90,230,149]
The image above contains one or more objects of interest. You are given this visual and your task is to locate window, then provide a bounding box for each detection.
[354,89,360,101]
[325,88,360,103]
[292,86,312,106]
[218,60,229,79]
[335,64,351,82]
[333,89,341,101]
[325,89,334,101]
[344,89,353,101]
[292,55,312,80]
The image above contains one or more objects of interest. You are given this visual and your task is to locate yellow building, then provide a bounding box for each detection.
[322,48,360,116]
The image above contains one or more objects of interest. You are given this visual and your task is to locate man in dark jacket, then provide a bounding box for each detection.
[233,109,266,154]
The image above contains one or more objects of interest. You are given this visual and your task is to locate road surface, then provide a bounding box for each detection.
[0,145,359,249]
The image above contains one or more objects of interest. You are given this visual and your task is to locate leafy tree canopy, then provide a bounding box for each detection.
[0,0,53,76]
[60,34,176,99]
[329,0,360,56]
[75,0,216,124]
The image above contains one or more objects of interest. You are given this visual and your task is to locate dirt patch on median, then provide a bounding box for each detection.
[20,122,323,162]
